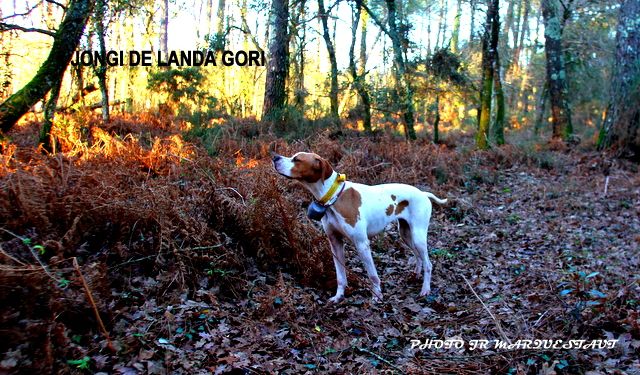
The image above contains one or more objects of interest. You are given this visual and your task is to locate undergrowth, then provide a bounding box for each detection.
[0,113,634,373]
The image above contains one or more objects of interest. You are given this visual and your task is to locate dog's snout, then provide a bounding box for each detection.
[271,153,282,162]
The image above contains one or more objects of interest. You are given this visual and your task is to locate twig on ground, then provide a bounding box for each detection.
[355,346,404,373]
[73,257,116,353]
[462,274,512,344]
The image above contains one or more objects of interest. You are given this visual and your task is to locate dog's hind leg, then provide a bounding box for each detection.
[399,219,422,276]
[410,228,432,297]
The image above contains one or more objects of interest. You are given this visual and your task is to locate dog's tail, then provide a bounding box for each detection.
[425,192,448,205]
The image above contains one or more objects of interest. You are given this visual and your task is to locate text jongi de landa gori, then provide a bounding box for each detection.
[70,50,266,67]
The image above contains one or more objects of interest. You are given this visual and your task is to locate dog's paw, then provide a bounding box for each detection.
[371,289,384,304]
[419,288,431,297]
[328,295,344,304]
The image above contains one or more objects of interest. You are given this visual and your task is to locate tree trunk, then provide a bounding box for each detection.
[94,0,109,123]
[160,0,169,55]
[212,0,226,50]
[291,0,306,110]
[451,0,462,53]
[502,0,514,46]
[262,0,289,125]
[318,0,339,127]
[477,0,499,150]
[433,94,440,143]
[435,0,446,49]
[40,74,62,151]
[359,1,368,73]
[493,50,505,145]
[534,83,548,135]
[0,0,93,132]
[469,0,477,42]
[385,0,416,139]
[541,0,572,140]
[206,0,214,37]
[599,0,640,157]
[350,0,371,133]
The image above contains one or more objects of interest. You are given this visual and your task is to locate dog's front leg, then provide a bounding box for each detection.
[354,237,383,302]
[327,232,347,303]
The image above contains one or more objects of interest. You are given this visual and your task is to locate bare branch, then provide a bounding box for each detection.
[0,22,56,37]
[228,26,264,54]
[0,1,44,21]
[357,0,390,36]
[44,0,67,10]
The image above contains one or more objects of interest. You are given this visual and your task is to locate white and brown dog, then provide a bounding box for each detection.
[272,151,447,303]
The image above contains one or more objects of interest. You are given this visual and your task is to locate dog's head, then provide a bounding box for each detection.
[271,152,333,183]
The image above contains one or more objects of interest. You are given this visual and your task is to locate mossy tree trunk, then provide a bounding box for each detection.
[94,0,109,123]
[349,0,371,133]
[0,0,93,132]
[477,0,499,150]
[541,0,573,140]
[598,0,640,158]
[318,0,339,128]
[40,74,62,151]
[262,0,289,125]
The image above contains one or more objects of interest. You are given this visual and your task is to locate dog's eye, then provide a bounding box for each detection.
[292,157,299,162]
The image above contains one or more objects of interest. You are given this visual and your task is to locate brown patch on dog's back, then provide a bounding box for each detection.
[385,204,394,216]
[334,188,361,227]
[395,200,409,215]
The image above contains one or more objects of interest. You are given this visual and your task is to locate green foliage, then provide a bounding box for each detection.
[67,356,91,370]
[147,67,208,106]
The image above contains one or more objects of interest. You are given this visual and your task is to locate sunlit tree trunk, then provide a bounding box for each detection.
[350,0,371,133]
[599,0,640,157]
[451,0,462,53]
[160,0,168,55]
[477,0,499,149]
[262,0,289,124]
[318,0,339,127]
[541,0,572,140]
[205,0,214,37]
[0,0,93,132]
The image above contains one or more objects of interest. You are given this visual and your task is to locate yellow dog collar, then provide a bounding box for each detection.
[318,173,346,205]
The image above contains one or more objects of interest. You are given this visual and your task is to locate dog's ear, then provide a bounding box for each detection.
[314,157,333,181]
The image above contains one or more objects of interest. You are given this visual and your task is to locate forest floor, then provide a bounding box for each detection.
[0,115,639,374]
